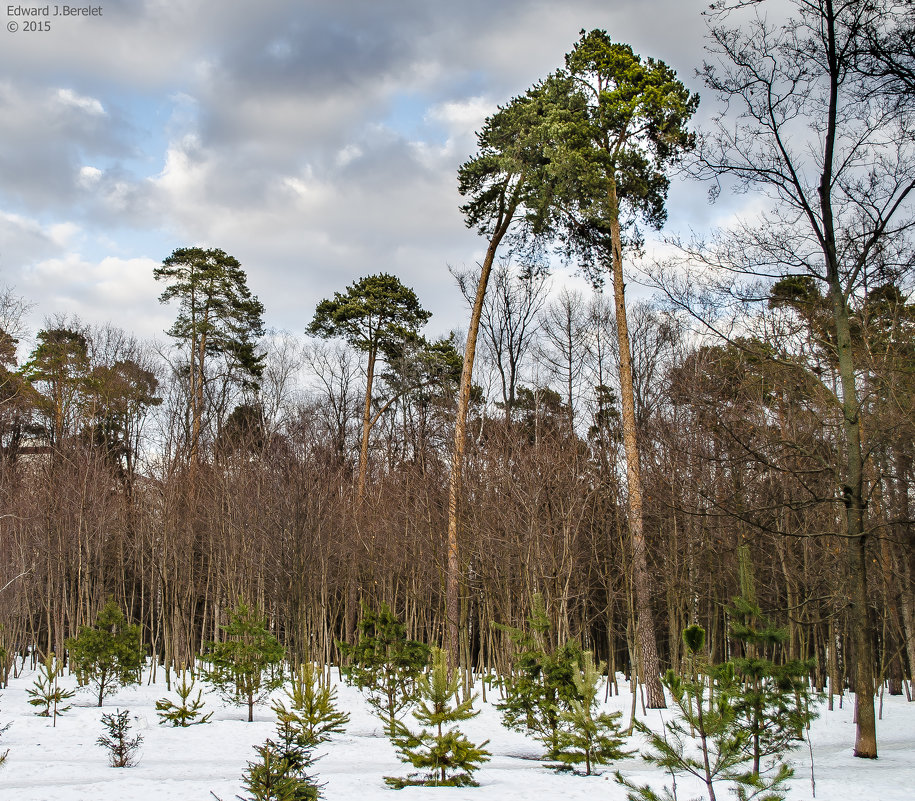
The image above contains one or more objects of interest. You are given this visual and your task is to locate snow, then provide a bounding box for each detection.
[1,665,913,801]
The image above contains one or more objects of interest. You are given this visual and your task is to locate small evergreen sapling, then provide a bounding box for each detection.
[156,669,213,726]
[728,596,817,776]
[97,708,143,767]
[385,647,490,788]
[27,652,74,725]
[616,625,793,801]
[497,595,582,759]
[340,603,428,736]
[241,709,323,800]
[202,600,285,722]
[555,651,632,775]
[67,599,145,707]
[271,662,348,747]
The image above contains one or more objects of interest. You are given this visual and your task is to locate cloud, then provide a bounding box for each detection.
[0,211,68,273]
[56,88,106,116]
[0,80,132,211]
[0,0,723,343]
[21,253,168,339]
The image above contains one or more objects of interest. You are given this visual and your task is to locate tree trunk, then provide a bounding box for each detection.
[607,178,666,709]
[445,199,518,665]
[827,255,876,756]
[818,0,875,757]
[357,348,376,501]
[189,323,208,470]
[893,448,915,689]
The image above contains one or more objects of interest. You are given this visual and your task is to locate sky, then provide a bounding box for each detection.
[0,0,735,350]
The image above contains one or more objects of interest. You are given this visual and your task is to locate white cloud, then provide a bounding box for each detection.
[0,211,66,275]
[0,0,729,342]
[427,96,493,133]
[56,88,106,116]
[22,253,167,339]
[78,166,103,188]
[334,145,363,168]
[48,222,81,248]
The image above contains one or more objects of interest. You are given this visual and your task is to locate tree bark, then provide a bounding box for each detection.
[608,178,666,709]
[445,198,518,665]
[831,282,877,756]
[357,347,376,501]
[817,0,875,755]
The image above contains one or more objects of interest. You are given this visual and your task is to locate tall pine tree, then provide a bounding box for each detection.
[155,247,265,466]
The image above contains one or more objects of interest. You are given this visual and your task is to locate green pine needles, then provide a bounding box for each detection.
[340,603,429,737]
[155,669,212,727]
[67,599,145,707]
[202,600,285,722]
[271,662,349,748]
[385,647,490,788]
[27,652,74,725]
[727,596,818,777]
[97,708,143,768]
[241,718,323,801]
[617,623,805,801]
[496,596,584,760]
[555,651,632,775]
[240,674,331,801]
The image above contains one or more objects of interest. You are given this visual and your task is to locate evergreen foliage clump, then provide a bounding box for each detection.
[202,600,285,722]
[97,708,143,768]
[385,647,490,788]
[156,670,213,726]
[67,599,145,707]
[554,651,632,775]
[339,603,429,736]
[496,595,582,759]
[27,652,74,724]
[616,625,794,801]
[240,709,323,800]
[727,563,818,775]
[271,662,348,747]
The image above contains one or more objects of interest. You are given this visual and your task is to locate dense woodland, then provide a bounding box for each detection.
[1,272,912,692]
[1,0,913,762]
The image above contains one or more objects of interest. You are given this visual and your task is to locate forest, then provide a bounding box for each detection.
[0,0,913,780]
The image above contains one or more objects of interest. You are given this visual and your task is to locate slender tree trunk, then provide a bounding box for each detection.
[816,0,875,757]
[827,241,876,757]
[189,323,208,475]
[357,348,376,500]
[445,199,518,665]
[607,179,666,709]
[893,449,915,686]
[694,674,717,801]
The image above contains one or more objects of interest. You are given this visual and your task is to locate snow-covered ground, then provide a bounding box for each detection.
[1,664,912,801]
